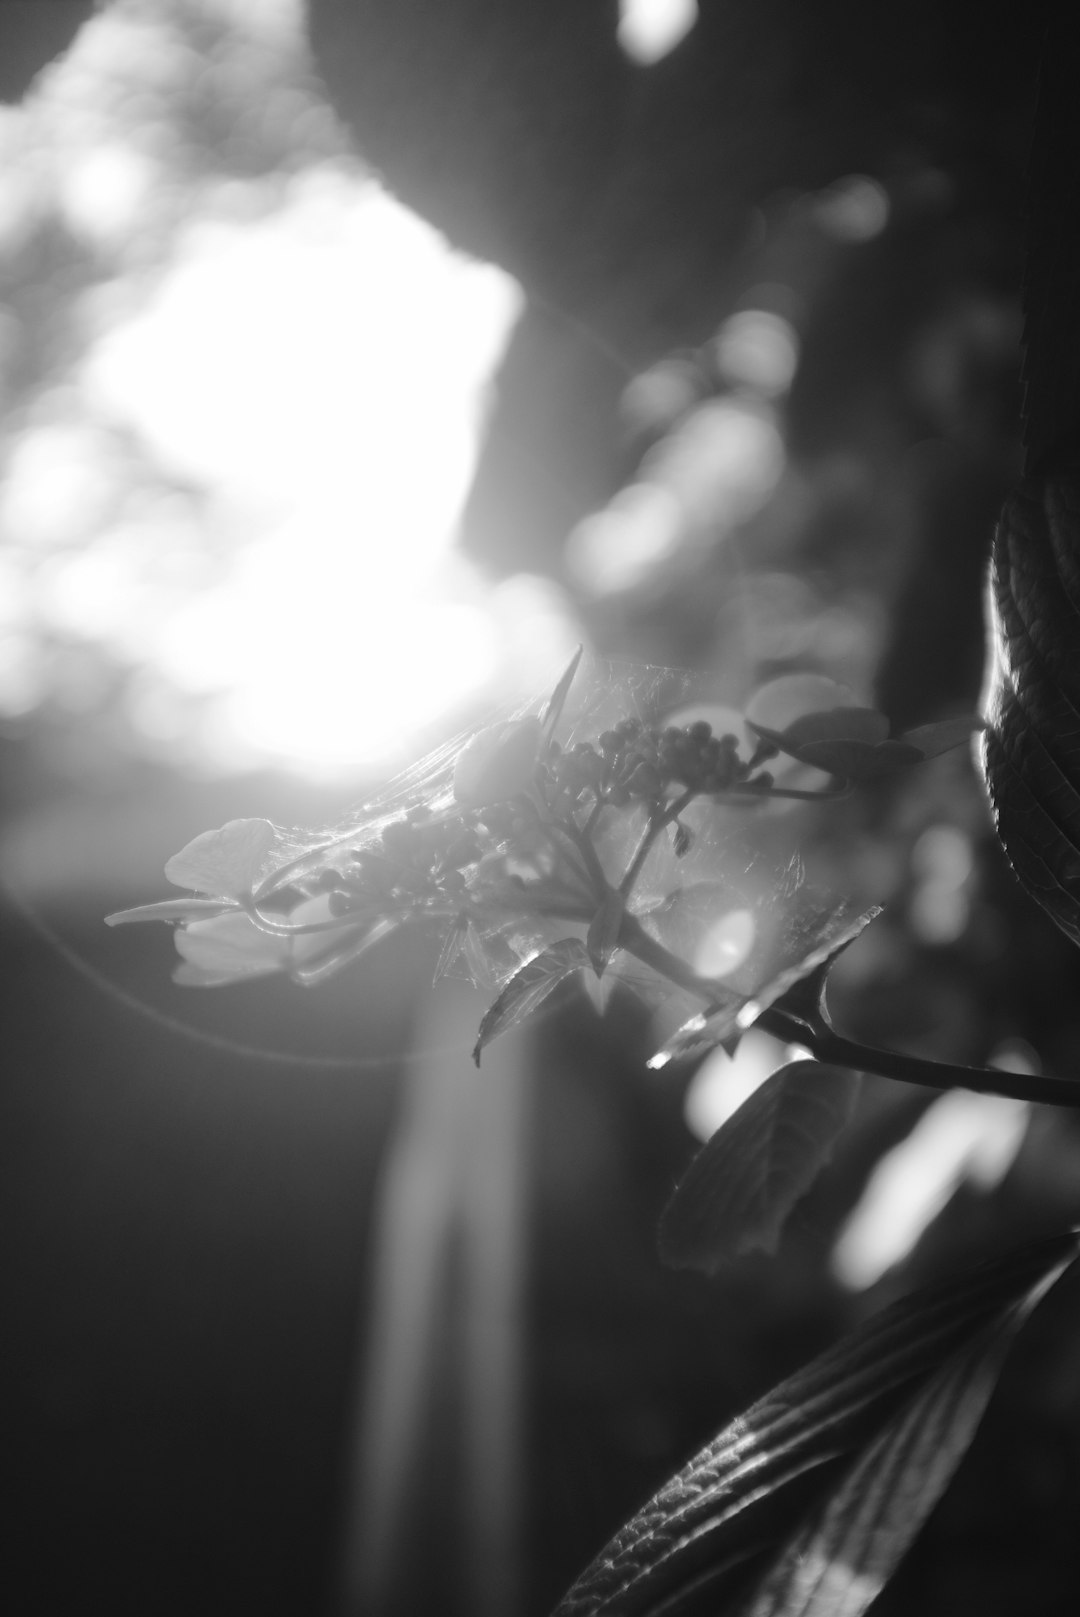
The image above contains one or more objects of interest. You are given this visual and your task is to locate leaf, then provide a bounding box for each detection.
[900,715,985,760]
[552,1231,1079,1617]
[740,1317,1017,1617]
[105,897,239,926]
[472,937,590,1064]
[587,889,627,976]
[164,818,285,900]
[980,469,1080,948]
[750,708,976,782]
[658,1062,860,1272]
[794,738,923,779]
[648,905,880,1070]
[780,708,891,749]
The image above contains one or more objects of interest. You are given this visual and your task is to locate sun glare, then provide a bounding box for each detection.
[0,5,530,780]
[80,169,522,773]
[617,0,698,64]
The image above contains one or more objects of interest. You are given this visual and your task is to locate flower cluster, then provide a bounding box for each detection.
[106,653,981,1061]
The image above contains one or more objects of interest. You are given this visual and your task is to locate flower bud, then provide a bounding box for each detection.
[453,717,542,809]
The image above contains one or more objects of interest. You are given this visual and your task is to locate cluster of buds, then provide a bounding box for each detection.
[533,715,777,818]
[320,806,483,918]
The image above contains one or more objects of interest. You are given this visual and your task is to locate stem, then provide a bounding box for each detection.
[756,1003,1080,1109]
[559,817,611,895]
[618,790,696,898]
[615,912,730,1004]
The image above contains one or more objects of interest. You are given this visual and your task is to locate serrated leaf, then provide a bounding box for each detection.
[552,1232,1079,1617]
[900,714,985,760]
[587,889,627,976]
[164,818,285,900]
[658,1062,860,1272]
[472,937,590,1064]
[648,905,880,1070]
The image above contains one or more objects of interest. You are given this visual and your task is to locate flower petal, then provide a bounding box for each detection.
[164,818,287,900]
[173,909,291,985]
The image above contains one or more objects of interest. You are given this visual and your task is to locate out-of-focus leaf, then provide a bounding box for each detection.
[587,888,626,976]
[164,818,286,900]
[750,707,977,781]
[780,708,890,749]
[740,1315,1018,1617]
[105,897,238,926]
[900,715,985,760]
[648,905,880,1070]
[658,1062,860,1272]
[472,937,590,1064]
[552,1232,1079,1617]
[795,738,923,778]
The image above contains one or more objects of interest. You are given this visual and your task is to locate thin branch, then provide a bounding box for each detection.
[755,1003,1080,1109]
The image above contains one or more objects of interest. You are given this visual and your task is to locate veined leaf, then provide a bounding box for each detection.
[740,1314,1019,1617]
[552,1232,1079,1617]
[658,1062,860,1273]
[980,466,1080,947]
[472,938,590,1064]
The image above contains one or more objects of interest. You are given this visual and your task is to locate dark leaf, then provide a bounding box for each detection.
[472,937,589,1063]
[795,738,923,779]
[658,1062,860,1273]
[980,468,1080,948]
[750,708,970,781]
[587,888,626,976]
[552,1232,1079,1617]
[780,708,890,749]
[740,1313,1022,1617]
